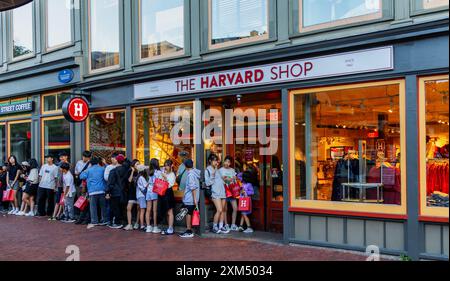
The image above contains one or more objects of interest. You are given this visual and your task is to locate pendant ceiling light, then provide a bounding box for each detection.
[0,0,32,12]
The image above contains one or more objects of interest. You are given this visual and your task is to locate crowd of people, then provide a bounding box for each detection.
[0,151,256,238]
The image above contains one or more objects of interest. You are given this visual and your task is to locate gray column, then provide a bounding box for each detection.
[194,99,206,234]
[190,0,202,61]
[125,106,133,160]
[276,0,291,46]
[405,75,420,260]
[31,95,41,163]
[282,88,294,243]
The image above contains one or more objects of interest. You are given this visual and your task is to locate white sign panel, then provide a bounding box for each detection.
[134,46,394,100]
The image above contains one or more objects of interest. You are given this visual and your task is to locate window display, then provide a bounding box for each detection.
[88,111,126,162]
[424,78,449,209]
[42,118,71,163]
[9,121,32,162]
[210,0,268,48]
[294,83,403,206]
[300,0,383,32]
[134,104,194,196]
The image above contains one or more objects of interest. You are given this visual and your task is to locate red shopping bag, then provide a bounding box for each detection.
[238,197,251,212]
[225,182,241,198]
[225,184,233,198]
[192,209,200,226]
[153,178,169,196]
[59,193,65,206]
[2,189,14,202]
[74,196,89,211]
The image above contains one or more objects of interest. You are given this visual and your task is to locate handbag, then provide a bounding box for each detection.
[238,197,252,212]
[2,189,14,202]
[59,193,65,206]
[203,169,212,198]
[225,182,240,198]
[192,209,200,226]
[74,196,89,211]
[153,178,169,196]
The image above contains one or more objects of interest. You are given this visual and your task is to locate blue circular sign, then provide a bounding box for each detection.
[58,69,74,84]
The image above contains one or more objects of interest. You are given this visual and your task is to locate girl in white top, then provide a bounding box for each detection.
[219,156,238,232]
[145,159,163,234]
[22,159,40,216]
[160,159,176,235]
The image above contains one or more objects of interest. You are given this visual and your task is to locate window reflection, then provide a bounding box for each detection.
[210,0,268,47]
[9,122,32,162]
[12,2,33,58]
[43,118,71,163]
[140,0,184,59]
[46,0,72,49]
[89,0,120,71]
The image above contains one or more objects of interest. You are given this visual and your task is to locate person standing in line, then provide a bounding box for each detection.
[0,165,9,213]
[179,159,200,238]
[145,158,161,234]
[6,155,22,215]
[125,159,140,230]
[37,155,59,217]
[22,159,39,217]
[50,152,70,221]
[60,162,76,223]
[220,156,238,232]
[74,151,92,224]
[80,157,107,229]
[16,161,31,216]
[127,164,149,231]
[105,154,130,229]
[176,151,189,192]
[206,154,229,234]
[104,153,119,225]
[238,171,255,233]
[160,160,177,236]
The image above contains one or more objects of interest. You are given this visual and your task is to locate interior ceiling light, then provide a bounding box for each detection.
[388,97,394,113]
[0,0,32,11]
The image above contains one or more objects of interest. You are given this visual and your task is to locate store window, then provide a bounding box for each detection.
[42,118,71,163]
[140,0,184,60]
[420,75,449,218]
[12,2,34,59]
[0,124,6,164]
[290,81,406,215]
[8,121,32,163]
[42,92,71,113]
[46,0,72,50]
[88,110,126,162]
[89,0,120,71]
[414,0,449,10]
[209,0,269,49]
[298,0,383,33]
[134,104,194,196]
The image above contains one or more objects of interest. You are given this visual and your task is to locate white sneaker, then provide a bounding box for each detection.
[133,223,140,230]
[11,209,19,215]
[230,224,239,231]
[7,209,14,215]
[123,224,133,231]
[17,211,25,216]
[243,227,254,233]
[152,226,161,234]
[87,224,96,229]
[25,212,34,217]
[146,226,153,233]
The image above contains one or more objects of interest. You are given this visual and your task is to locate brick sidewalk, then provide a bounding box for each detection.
[0,215,367,261]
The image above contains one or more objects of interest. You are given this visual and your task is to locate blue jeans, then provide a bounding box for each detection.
[89,194,107,224]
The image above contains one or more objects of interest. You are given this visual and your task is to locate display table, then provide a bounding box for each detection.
[341,183,384,203]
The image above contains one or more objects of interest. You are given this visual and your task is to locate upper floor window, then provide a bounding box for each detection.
[12,2,34,59]
[209,0,269,49]
[46,0,72,50]
[89,0,120,72]
[299,0,383,33]
[414,0,449,10]
[42,92,71,114]
[140,0,185,61]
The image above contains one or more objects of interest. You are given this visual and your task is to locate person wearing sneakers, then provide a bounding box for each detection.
[50,152,70,221]
[159,160,176,236]
[125,165,147,231]
[238,171,255,233]
[61,162,76,223]
[37,155,59,217]
[179,159,200,239]
[220,156,238,232]
[22,159,39,217]
[126,159,141,230]
[6,155,22,215]
[80,157,107,229]
[145,158,161,234]
[105,154,130,229]
[16,161,31,216]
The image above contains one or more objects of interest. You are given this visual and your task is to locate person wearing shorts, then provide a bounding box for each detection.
[179,159,200,238]
[125,164,147,231]
[159,160,176,236]
[7,156,22,215]
[145,159,161,234]
[126,159,140,230]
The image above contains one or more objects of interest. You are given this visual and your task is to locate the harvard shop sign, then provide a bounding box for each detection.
[134,46,394,99]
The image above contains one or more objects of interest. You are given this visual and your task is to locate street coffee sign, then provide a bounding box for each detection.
[134,46,394,100]
[0,101,34,116]
[62,97,90,123]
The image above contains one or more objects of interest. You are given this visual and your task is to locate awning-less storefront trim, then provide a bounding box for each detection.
[134,46,394,100]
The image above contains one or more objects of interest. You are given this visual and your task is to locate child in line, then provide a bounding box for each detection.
[145,159,161,233]
[129,165,148,231]
[179,159,200,238]
[239,171,255,233]
[220,156,238,232]
[61,162,76,223]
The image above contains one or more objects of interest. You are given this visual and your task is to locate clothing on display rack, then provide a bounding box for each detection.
[426,161,449,196]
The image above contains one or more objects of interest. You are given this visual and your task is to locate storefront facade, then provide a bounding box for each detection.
[1,0,448,261]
